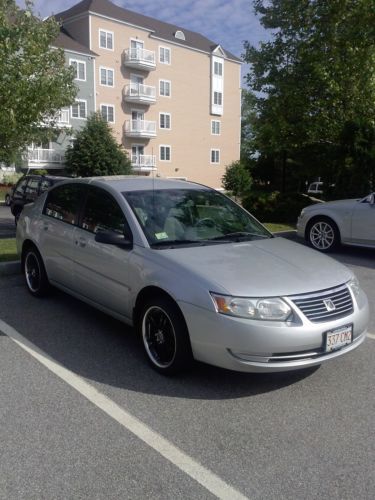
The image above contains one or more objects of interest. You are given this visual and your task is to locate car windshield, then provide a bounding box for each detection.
[123,188,272,248]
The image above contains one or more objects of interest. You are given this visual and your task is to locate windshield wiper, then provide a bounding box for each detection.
[151,238,230,249]
[211,232,271,242]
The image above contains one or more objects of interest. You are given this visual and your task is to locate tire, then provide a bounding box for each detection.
[5,194,10,206]
[23,246,50,297]
[307,217,340,252]
[139,296,193,375]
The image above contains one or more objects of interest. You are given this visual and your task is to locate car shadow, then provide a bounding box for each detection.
[3,285,319,400]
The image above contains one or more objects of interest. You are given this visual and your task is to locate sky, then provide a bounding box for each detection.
[16,0,269,84]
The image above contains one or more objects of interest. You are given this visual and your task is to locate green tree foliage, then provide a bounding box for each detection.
[0,0,77,163]
[243,0,375,196]
[65,113,132,177]
[222,161,252,198]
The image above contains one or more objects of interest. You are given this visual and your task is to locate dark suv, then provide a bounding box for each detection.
[11,174,68,224]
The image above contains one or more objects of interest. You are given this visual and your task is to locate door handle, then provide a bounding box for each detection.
[43,223,49,231]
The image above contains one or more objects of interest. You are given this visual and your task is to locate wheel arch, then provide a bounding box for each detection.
[133,286,185,329]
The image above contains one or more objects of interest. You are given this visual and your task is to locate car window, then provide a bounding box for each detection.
[124,188,271,246]
[24,178,40,197]
[44,184,85,225]
[81,187,129,235]
[14,178,28,196]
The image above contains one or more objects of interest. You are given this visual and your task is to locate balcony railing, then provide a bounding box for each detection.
[131,155,156,172]
[123,48,156,71]
[26,148,65,165]
[123,83,156,104]
[124,120,157,138]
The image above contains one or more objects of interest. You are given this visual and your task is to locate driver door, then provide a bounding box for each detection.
[350,196,375,245]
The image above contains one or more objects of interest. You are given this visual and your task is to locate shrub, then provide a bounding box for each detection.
[222,161,252,198]
[242,191,315,223]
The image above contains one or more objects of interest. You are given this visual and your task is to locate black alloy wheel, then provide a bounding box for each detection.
[24,247,50,297]
[140,297,192,375]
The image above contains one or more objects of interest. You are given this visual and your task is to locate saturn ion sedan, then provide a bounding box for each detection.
[16,177,369,374]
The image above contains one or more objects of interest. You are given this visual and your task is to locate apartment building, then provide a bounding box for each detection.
[53,0,241,189]
[24,31,96,173]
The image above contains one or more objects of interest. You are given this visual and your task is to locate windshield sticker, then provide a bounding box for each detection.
[155,232,169,240]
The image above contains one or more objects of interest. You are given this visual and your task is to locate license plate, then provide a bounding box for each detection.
[325,324,353,352]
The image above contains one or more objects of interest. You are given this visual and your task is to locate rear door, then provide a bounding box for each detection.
[71,186,134,319]
[40,183,87,288]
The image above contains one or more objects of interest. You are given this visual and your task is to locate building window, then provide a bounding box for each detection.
[214,61,223,76]
[159,46,171,64]
[160,145,171,161]
[160,113,171,129]
[70,59,86,81]
[99,29,113,50]
[100,67,114,86]
[213,92,223,106]
[71,100,87,119]
[211,149,220,164]
[159,80,171,97]
[101,105,115,123]
[211,120,221,135]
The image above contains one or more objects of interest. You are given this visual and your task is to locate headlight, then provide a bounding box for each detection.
[210,293,292,321]
[348,276,361,298]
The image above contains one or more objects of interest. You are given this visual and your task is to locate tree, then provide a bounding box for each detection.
[243,0,375,194]
[65,113,132,177]
[222,161,252,198]
[0,0,77,163]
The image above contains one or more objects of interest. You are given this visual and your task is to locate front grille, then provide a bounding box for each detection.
[289,284,353,323]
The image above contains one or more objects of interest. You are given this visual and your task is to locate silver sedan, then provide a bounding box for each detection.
[16,177,369,374]
[297,193,375,252]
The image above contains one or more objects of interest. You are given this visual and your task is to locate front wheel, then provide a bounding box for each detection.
[23,247,50,297]
[307,218,340,252]
[139,297,193,375]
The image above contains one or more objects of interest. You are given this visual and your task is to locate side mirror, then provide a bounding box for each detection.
[95,230,133,249]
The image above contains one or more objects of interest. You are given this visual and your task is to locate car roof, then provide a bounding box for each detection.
[61,176,212,193]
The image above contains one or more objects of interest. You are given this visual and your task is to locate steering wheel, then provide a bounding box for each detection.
[195,218,216,228]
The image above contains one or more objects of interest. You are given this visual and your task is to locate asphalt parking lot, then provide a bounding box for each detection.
[0,206,374,499]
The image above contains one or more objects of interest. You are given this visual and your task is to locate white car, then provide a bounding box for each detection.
[297,193,375,252]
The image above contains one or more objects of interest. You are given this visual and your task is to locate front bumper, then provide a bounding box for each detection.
[179,290,369,373]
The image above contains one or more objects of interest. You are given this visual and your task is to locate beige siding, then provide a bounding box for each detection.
[86,16,241,189]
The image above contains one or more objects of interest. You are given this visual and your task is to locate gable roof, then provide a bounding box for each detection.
[54,0,241,63]
[53,28,97,56]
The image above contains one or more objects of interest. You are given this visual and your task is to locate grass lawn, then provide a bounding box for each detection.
[0,239,18,262]
[264,223,296,233]
[0,186,9,202]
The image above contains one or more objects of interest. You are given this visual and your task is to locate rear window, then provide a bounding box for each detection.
[44,184,85,225]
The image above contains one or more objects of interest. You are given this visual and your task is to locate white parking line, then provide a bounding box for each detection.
[367,332,375,340]
[0,319,249,500]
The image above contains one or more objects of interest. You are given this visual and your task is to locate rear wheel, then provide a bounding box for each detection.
[23,246,50,297]
[139,296,193,375]
[307,217,340,252]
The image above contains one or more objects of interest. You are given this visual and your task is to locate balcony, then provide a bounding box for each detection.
[123,83,156,105]
[123,48,156,71]
[25,148,65,167]
[124,120,157,138]
[131,155,156,173]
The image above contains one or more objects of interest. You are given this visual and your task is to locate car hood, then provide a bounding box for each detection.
[155,237,352,297]
[306,198,359,211]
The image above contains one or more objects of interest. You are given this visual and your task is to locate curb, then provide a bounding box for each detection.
[0,260,21,276]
